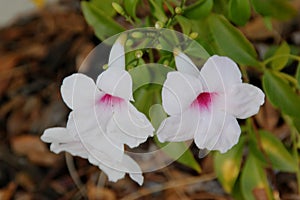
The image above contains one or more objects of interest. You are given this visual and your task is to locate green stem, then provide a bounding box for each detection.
[148,49,154,63]
[284,115,300,194]
[278,72,299,87]
[291,127,300,194]
[124,15,135,26]
[239,65,249,83]
[263,54,300,65]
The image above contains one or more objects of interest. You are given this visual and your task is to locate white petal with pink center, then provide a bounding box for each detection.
[157,52,264,153]
[41,37,154,185]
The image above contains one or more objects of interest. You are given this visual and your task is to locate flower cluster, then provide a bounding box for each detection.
[157,51,265,153]
[41,37,154,185]
[41,37,264,185]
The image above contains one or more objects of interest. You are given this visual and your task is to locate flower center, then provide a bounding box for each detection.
[192,92,215,111]
[98,94,123,106]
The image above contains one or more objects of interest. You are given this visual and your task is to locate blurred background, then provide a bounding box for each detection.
[0,0,300,199]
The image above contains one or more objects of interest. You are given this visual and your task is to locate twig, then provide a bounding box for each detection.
[121,172,216,200]
[65,153,87,199]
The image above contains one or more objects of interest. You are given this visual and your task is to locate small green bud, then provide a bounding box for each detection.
[163,60,169,66]
[131,32,143,39]
[175,7,182,15]
[156,44,162,50]
[112,2,125,15]
[135,50,143,58]
[127,65,134,70]
[155,21,164,29]
[126,39,133,47]
[102,64,108,70]
[189,32,198,39]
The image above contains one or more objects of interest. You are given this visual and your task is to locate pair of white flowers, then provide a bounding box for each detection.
[41,37,264,185]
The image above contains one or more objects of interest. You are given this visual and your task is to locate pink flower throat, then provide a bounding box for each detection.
[192,92,215,111]
[98,94,123,105]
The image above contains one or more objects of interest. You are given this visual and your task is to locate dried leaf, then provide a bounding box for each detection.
[15,172,35,192]
[0,182,16,200]
[252,187,269,200]
[10,135,59,166]
[255,99,280,131]
[87,181,116,200]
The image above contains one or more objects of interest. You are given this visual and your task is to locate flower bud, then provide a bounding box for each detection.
[163,60,169,66]
[175,7,182,15]
[135,50,143,58]
[112,2,125,16]
[155,21,164,29]
[131,32,143,39]
[102,64,108,70]
[156,44,162,50]
[189,32,198,39]
[126,39,133,47]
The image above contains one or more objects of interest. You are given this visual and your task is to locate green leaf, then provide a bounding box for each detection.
[214,137,245,193]
[228,0,251,26]
[259,130,297,172]
[154,138,202,173]
[81,1,125,41]
[241,154,272,200]
[212,0,229,16]
[89,0,116,17]
[263,70,300,118]
[193,14,259,66]
[183,40,210,60]
[271,42,290,70]
[251,0,296,20]
[149,0,168,23]
[296,62,300,88]
[124,0,140,19]
[183,0,213,19]
[149,104,166,129]
[176,15,192,35]
[293,118,300,134]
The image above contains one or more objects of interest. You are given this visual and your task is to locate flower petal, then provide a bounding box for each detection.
[157,108,201,142]
[68,111,124,161]
[121,154,144,185]
[41,127,73,143]
[194,110,241,153]
[96,68,133,101]
[41,127,89,158]
[50,142,89,158]
[87,150,126,182]
[108,38,126,70]
[60,73,101,110]
[200,55,242,93]
[162,72,203,115]
[100,164,126,182]
[174,51,200,77]
[107,103,154,148]
[88,150,143,185]
[226,83,265,119]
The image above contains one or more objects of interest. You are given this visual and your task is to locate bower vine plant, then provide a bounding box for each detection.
[41,0,300,199]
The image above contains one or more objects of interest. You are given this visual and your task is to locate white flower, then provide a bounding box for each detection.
[41,37,154,185]
[157,52,265,153]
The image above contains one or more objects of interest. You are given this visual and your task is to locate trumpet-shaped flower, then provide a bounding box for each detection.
[41,37,154,185]
[157,52,264,153]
